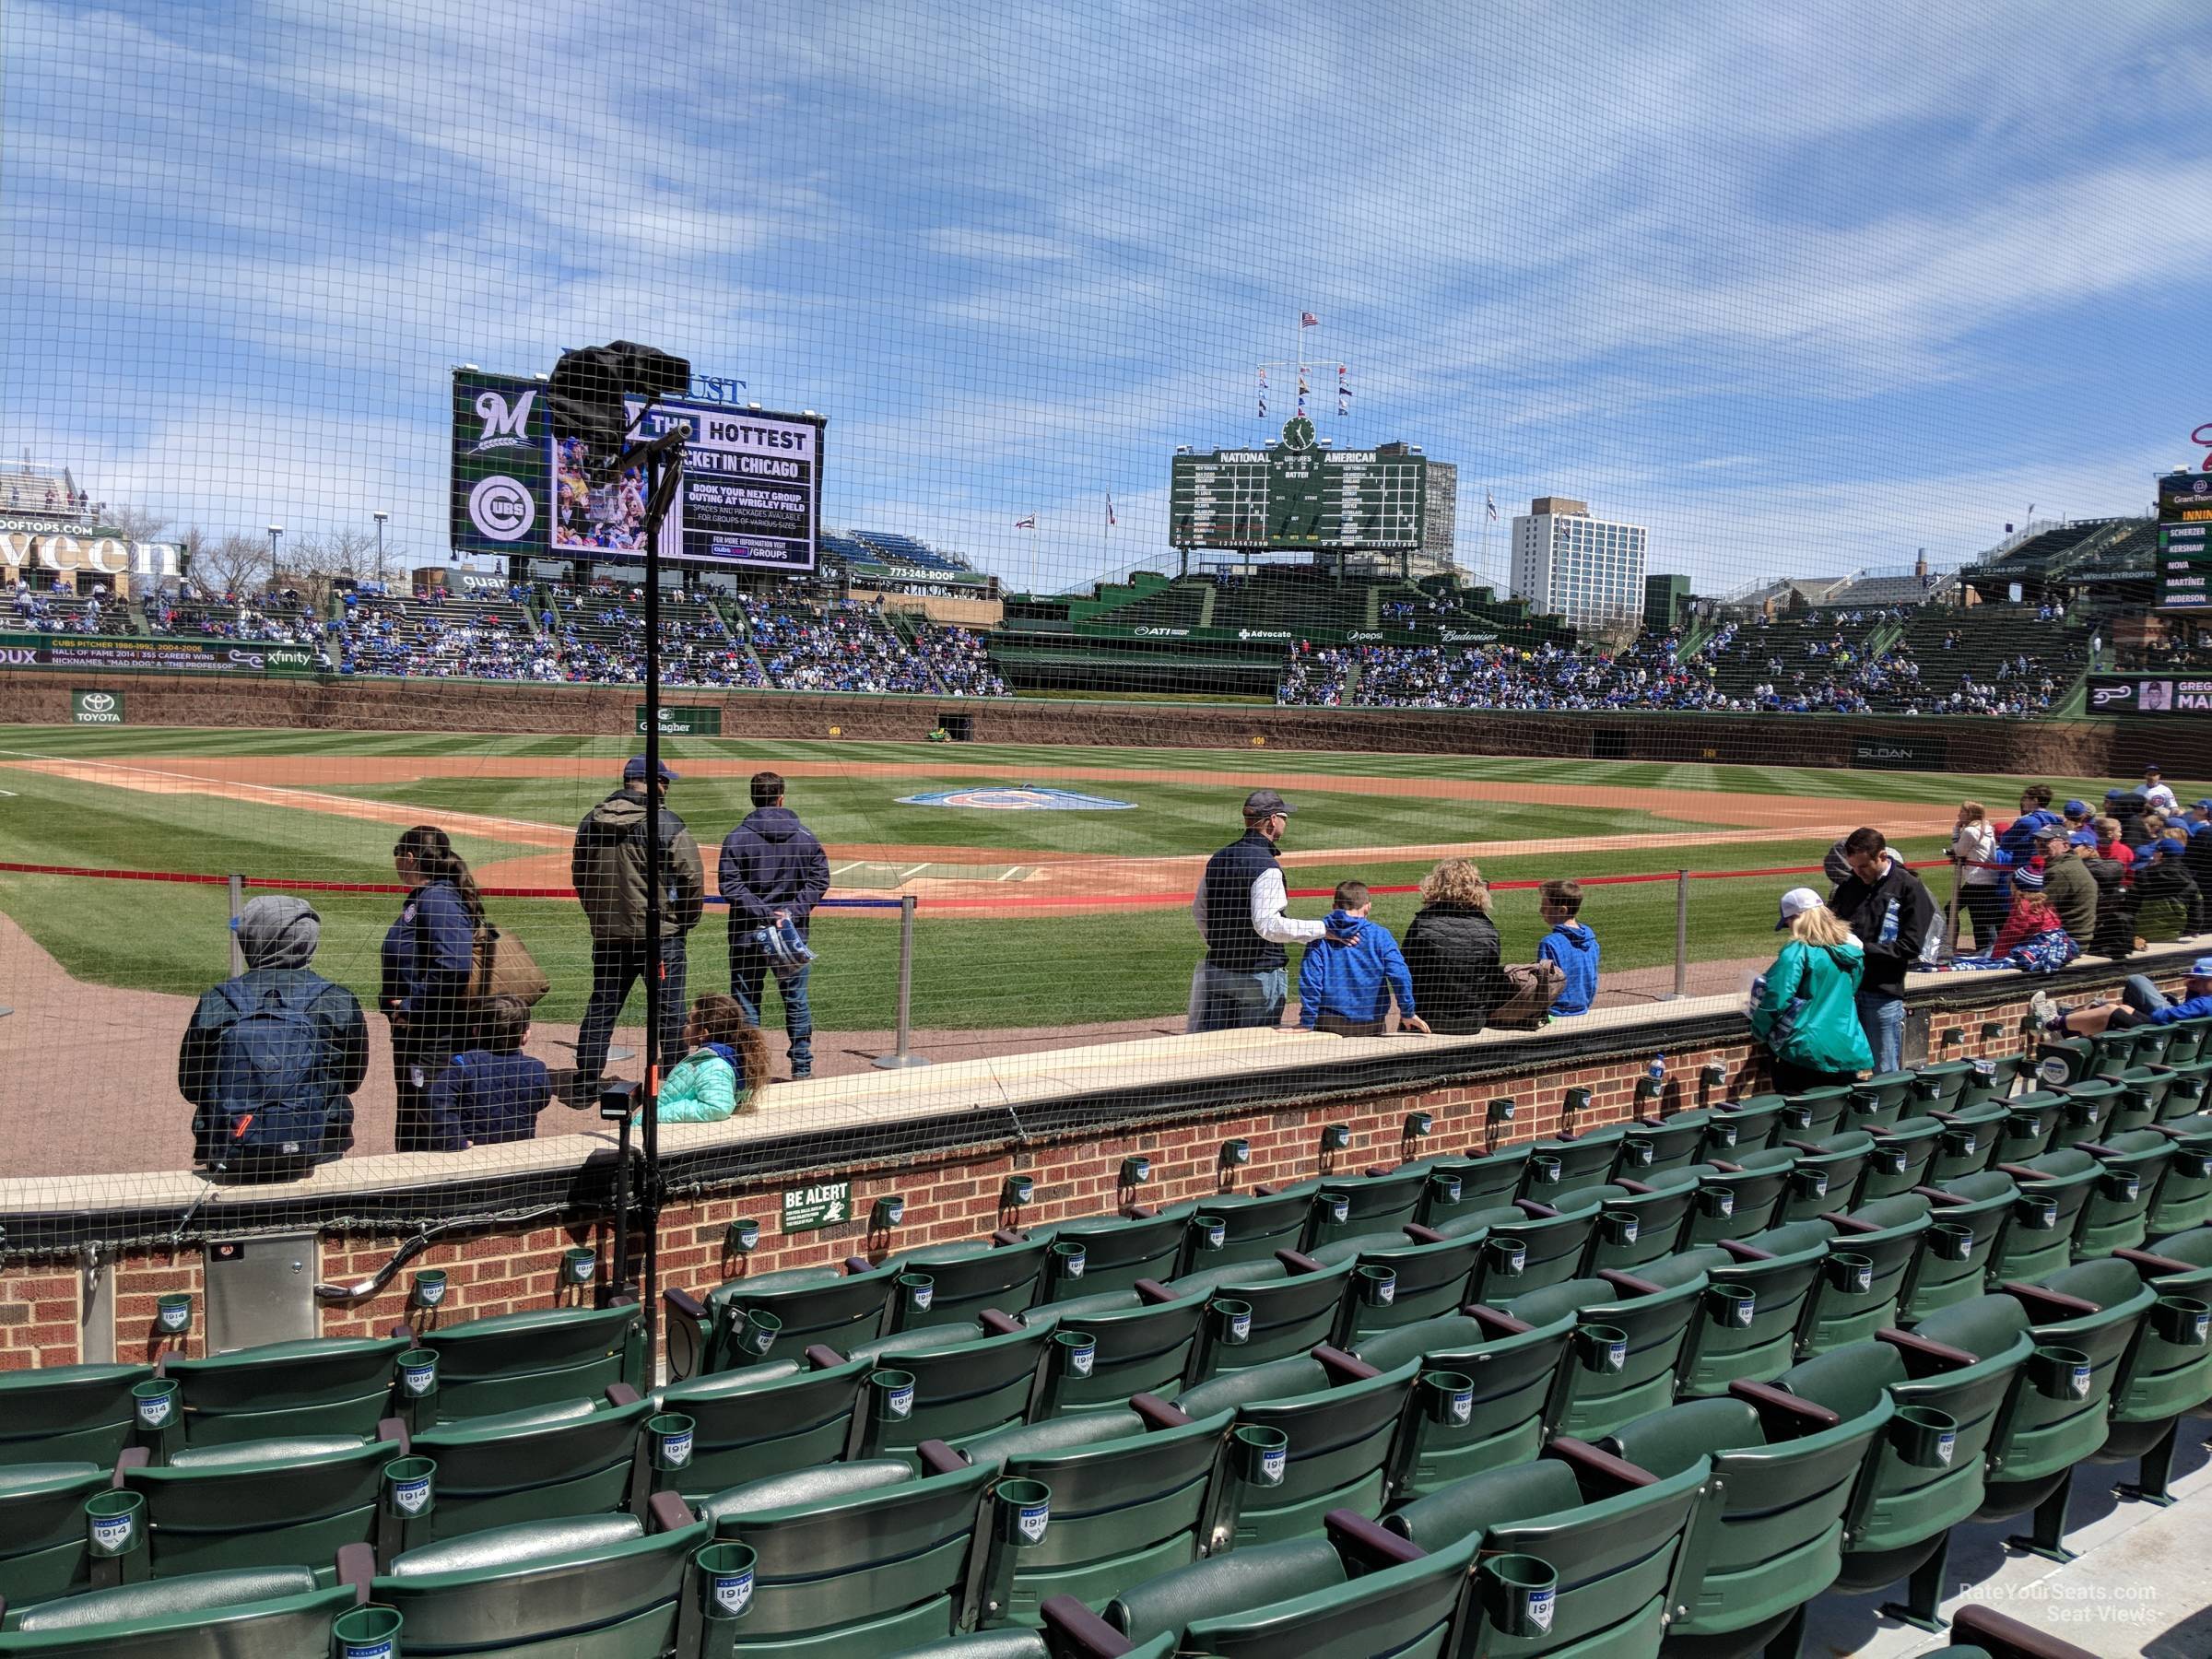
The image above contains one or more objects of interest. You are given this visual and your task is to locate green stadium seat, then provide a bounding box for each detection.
[1382,1437,1708,1657]
[849,1313,1060,1460]
[1995,1091,2068,1160]
[1801,1197,1932,1354]
[2028,1035,2099,1089]
[159,1335,408,1448]
[1410,1145,1530,1228]
[956,1402,1232,1621]
[665,1259,900,1380]
[1517,1126,1626,1198]
[1162,1187,1312,1272]
[1924,1102,2009,1183]
[1777,1130,1877,1222]
[1613,1110,1712,1177]
[1773,1299,2030,1630]
[1707,1096,1790,1155]
[2106,1066,2172,1134]
[1858,1117,1945,1203]
[0,1463,104,1610]
[1954,1059,2009,1112]
[1903,1176,2020,1322]
[1683,1149,1797,1247]
[1601,1381,1892,1657]
[408,1300,645,1420]
[1024,1211,1184,1300]
[374,1498,709,1659]
[1353,1306,1579,1498]
[1495,1268,1704,1441]
[1985,1151,2103,1282]
[1310,1226,1487,1337]
[1898,1062,1968,1118]
[1779,1083,1853,1141]
[1165,1253,1354,1376]
[1302,1166,1431,1254]
[1438,1194,1604,1300]
[1576,1170,1700,1276]
[2147,1117,2212,1235]
[2068,1130,2176,1258]
[0,1366,149,1469]
[1021,1288,1206,1412]
[2078,1247,2212,1504]
[1104,1510,1477,1659]
[886,1237,1053,1333]
[2050,1078,2124,1153]
[1639,1225,1829,1395]
[2162,1018,2212,1066]
[116,1423,406,1583]
[657,1352,869,1500]
[1173,1347,1419,1546]
[2159,1063,2212,1124]
[887,1601,1178,1658]
[0,1565,363,1659]
[410,1390,653,1538]
[697,1450,996,1653]
[1976,1264,2155,1562]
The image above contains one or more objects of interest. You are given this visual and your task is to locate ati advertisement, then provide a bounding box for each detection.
[0,634,316,676]
[2086,674,2212,716]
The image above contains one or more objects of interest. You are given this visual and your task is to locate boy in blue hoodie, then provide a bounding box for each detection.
[423,996,551,1152]
[1298,881,1430,1036]
[1537,879,1600,1017]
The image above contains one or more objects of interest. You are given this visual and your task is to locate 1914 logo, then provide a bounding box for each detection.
[468,476,536,542]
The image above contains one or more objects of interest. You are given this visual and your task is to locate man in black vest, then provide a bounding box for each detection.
[1188,789,1327,1032]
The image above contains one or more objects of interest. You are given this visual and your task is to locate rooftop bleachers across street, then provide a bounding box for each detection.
[6,1039,2205,1654]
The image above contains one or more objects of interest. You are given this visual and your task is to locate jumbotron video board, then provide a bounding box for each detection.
[451,369,823,573]
[1171,417,1427,551]
[2156,466,2211,611]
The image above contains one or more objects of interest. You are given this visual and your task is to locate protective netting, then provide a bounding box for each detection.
[0,3,2206,1251]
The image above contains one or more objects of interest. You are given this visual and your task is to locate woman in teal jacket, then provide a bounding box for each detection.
[1752,888,1874,1091]
[647,994,772,1124]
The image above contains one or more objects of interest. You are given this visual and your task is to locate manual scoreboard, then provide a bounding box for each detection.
[1171,417,1427,550]
[2156,467,2212,611]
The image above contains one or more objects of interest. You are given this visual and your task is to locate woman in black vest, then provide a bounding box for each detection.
[1401,859,1507,1035]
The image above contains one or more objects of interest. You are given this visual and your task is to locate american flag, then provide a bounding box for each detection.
[1486,491,1499,522]
[1300,312,1319,327]
[1105,495,1117,529]
[1014,515,1036,530]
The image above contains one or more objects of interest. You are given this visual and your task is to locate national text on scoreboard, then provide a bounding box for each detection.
[450,368,823,573]
[2156,467,2212,611]
[1171,418,1427,551]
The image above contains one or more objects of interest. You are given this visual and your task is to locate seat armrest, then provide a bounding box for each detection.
[1041,1593,1140,1658]
[841,1256,874,1276]
[1595,1269,1665,1298]
[153,1354,170,1378]
[113,1446,149,1488]
[1402,1223,1447,1244]
[1462,1303,1535,1337]
[1994,1162,2043,1182]
[1547,1435,1658,1494]
[647,1489,696,1533]
[1728,1379,1842,1437]
[1515,1199,1562,1218]
[1707,1159,1747,1174]
[1912,1184,1966,1206]
[1951,1602,2100,1659]
[1717,1239,1777,1261]
[606,1382,642,1407]
[1364,1165,1394,1179]
[608,1290,640,1309]
[1134,1278,1179,1305]
[377,1418,410,1454]
[992,1229,1027,1248]
[2000,1281,2102,1322]
[1312,1345,1380,1385]
[1124,1204,1155,1219]
[1876,1327,1981,1374]
[979,1309,1023,1336]
[1276,1249,1324,1276]
[1324,1508,1426,1571]
[664,1287,708,1321]
[1612,1178,1657,1195]
[2072,1142,2118,1159]
[1783,1139,1826,1155]
[387,1323,417,1342]
[1129,1393,1194,1431]
[1818,1211,1881,1234]
[1635,1115,1666,1129]
[916,1440,968,1477]
[1253,1183,1278,1197]
[805,1344,846,1371]
[335,1542,376,1605]
[2114,1247,2196,1277]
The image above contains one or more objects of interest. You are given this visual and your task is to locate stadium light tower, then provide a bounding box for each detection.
[372,511,388,583]
[266,524,283,569]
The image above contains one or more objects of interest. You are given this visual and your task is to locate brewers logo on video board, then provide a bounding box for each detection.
[1171,418,1426,551]
[451,369,823,573]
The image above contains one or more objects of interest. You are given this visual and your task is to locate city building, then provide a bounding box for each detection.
[1509,495,1647,627]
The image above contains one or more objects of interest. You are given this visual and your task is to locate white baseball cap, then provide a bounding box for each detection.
[1775,888,1825,931]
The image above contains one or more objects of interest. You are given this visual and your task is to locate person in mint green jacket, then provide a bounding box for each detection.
[647,994,771,1124]
[1751,888,1875,1092]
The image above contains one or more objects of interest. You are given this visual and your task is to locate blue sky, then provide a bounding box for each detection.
[5,0,2209,595]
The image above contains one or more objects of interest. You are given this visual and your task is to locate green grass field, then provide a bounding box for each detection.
[0,723,2175,1033]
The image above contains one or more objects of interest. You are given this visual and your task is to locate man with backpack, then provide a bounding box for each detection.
[178,895,368,1173]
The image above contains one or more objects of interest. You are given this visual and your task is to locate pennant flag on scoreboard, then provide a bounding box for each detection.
[1336,363,1348,416]
[1486,490,1499,522]
[1300,312,1319,327]
[1014,515,1036,529]
[1106,495,1116,528]
[1258,393,1267,418]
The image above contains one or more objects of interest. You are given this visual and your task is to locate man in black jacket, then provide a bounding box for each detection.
[720,771,830,1079]
[1828,826,1937,1074]
[2131,833,2206,942]
[1189,790,1326,1031]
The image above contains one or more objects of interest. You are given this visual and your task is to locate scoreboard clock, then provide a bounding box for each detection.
[1171,419,1427,551]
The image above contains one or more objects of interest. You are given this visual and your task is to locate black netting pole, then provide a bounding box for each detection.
[639,441,665,1346]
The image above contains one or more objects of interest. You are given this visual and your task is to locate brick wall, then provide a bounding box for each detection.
[0,989,2070,1370]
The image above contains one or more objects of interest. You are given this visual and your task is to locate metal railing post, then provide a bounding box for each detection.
[1666,869,1689,1001]
[228,874,245,976]
[1944,855,1963,963]
[873,895,930,1069]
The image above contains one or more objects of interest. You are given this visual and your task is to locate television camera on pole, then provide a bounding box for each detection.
[547,341,691,1335]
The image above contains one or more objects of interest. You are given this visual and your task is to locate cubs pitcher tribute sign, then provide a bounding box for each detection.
[452,368,823,572]
[1171,418,1426,551]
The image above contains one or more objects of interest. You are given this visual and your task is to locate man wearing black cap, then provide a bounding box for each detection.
[1189,789,1327,1032]
[571,756,706,1088]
